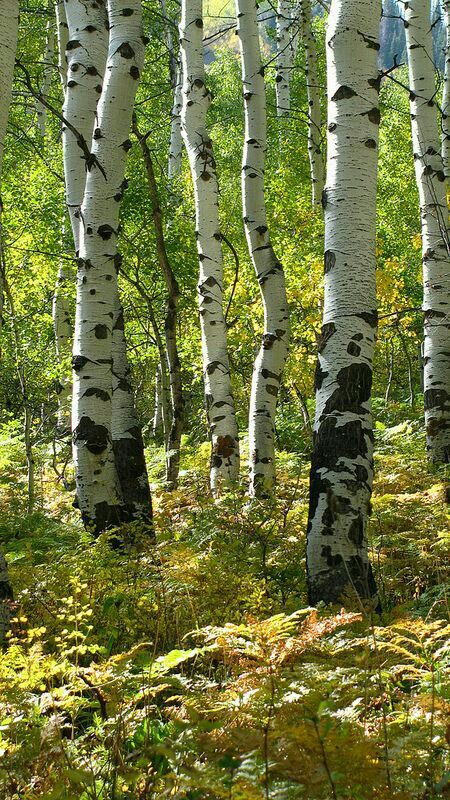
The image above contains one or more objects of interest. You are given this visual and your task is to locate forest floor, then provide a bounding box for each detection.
[0,403,449,799]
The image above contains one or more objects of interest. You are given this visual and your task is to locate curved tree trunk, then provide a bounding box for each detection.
[180,0,240,494]
[405,1,450,464]
[0,0,19,646]
[132,120,184,486]
[275,0,297,119]
[306,0,381,609]
[235,0,289,497]
[299,0,325,208]
[36,9,55,136]
[442,0,450,181]
[72,0,150,531]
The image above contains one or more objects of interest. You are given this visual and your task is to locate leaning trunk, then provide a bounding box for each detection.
[405,0,450,464]
[235,0,289,496]
[180,0,240,493]
[306,0,381,609]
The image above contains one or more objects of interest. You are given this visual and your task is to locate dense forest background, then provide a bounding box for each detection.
[0,0,449,798]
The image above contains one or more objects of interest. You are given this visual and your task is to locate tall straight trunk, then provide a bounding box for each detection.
[299,0,325,208]
[63,0,109,255]
[405,1,450,464]
[36,9,55,136]
[180,0,240,493]
[52,230,72,431]
[133,120,184,486]
[152,363,164,437]
[168,61,183,178]
[443,0,450,180]
[235,0,289,496]
[306,0,381,609]
[56,0,69,91]
[72,0,150,531]
[0,0,19,646]
[275,0,297,118]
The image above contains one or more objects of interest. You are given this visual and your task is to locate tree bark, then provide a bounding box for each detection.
[235,0,290,497]
[152,362,164,438]
[405,0,450,464]
[299,0,325,208]
[72,0,151,532]
[180,0,240,494]
[52,229,72,432]
[306,0,381,609]
[132,120,184,486]
[55,0,69,92]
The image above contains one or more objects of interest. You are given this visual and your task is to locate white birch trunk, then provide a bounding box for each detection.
[52,232,72,431]
[56,0,69,91]
[168,61,183,178]
[63,0,109,255]
[0,0,19,645]
[235,0,290,496]
[36,11,55,136]
[275,0,297,118]
[152,363,163,436]
[180,0,240,493]
[405,0,450,464]
[306,0,381,608]
[442,1,450,180]
[299,0,325,207]
[72,0,148,530]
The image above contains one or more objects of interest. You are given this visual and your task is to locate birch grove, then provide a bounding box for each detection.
[235,0,289,496]
[180,0,240,493]
[306,0,381,608]
[404,0,450,464]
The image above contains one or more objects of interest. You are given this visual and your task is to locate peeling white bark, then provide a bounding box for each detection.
[275,0,298,118]
[306,0,381,608]
[36,11,55,135]
[442,0,450,180]
[235,0,289,496]
[299,0,325,207]
[63,0,109,255]
[180,0,240,493]
[405,0,450,464]
[72,0,149,530]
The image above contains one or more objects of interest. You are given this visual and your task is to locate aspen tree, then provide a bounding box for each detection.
[299,0,325,207]
[404,0,450,463]
[235,0,289,496]
[442,0,450,179]
[180,0,240,493]
[275,0,297,119]
[55,0,69,90]
[306,0,381,608]
[36,9,55,136]
[0,0,19,642]
[72,0,151,531]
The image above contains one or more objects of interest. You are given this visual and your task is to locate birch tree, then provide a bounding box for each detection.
[275,0,298,119]
[72,0,151,531]
[235,0,289,496]
[56,0,69,91]
[180,0,240,493]
[442,0,450,179]
[0,0,19,643]
[299,0,325,207]
[404,0,450,464]
[306,0,381,608]
[36,8,55,136]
